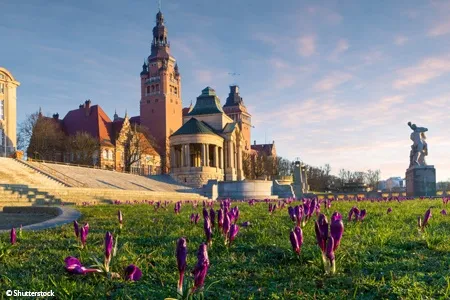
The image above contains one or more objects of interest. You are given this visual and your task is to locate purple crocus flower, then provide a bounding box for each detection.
[190,213,195,224]
[204,217,212,246]
[64,256,101,274]
[294,205,303,227]
[73,220,79,238]
[104,232,113,272]
[194,213,200,225]
[203,207,209,220]
[326,236,336,274]
[330,217,344,251]
[176,238,187,295]
[124,264,142,281]
[348,207,355,221]
[290,230,300,255]
[422,208,432,228]
[441,209,447,215]
[294,226,303,252]
[217,209,224,229]
[331,211,342,222]
[10,228,16,245]
[387,207,392,214]
[359,209,367,221]
[317,214,329,247]
[192,243,209,293]
[228,224,239,245]
[209,208,216,228]
[241,221,251,227]
[288,206,296,221]
[223,213,231,236]
[80,224,89,248]
[314,221,326,253]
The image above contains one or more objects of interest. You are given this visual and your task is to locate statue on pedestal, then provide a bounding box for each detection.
[408,122,428,168]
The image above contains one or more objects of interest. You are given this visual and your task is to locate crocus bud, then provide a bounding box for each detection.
[228,224,239,245]
[423,208,432,227]
[209,208,216,228]
[176,238,187,295]
[223,213,231,236]
[190,213,195,224]
[288,207,296,221]
[192,243,209,292]
[124,264,142,281]
[331,211,342,222]
[441,209,447,215]
[359,209,367,221]
[194,213,200,225]
[217,209,224,229]
[314,221,326,253]
[387,207,392,214]
[294,226,303,248]
[10,228,16,245]
[290,230,300,254]
[204,217,212,245]
[330,218,344,251]
[73,220,79,238]
[104,232,113,272]
[203,207,209,220]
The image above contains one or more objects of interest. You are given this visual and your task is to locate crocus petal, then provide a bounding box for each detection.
[330,219,344,251]
[289,230,299,254]
[294,226,303,249]
[124,264,142,281]
[105,232,113,261]
[326,236,335,262]
[423,208,432,227]
[10,228,16,245]
[73,221,79,238]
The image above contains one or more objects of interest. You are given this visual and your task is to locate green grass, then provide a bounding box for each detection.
[1,199,450,299]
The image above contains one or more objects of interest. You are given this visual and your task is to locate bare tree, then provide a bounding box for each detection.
[365,169,381,191]
[67,132,99,165]
[17,111,40,152]
[242,152,254,179]
[122,125,158,173]
[27,114,66,160]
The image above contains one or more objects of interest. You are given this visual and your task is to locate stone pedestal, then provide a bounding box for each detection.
[405,165,436,197]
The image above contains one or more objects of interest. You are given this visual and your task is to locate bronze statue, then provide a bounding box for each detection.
[408,122,428,167]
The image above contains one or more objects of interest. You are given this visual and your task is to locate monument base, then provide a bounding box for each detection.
[405,165,436,197]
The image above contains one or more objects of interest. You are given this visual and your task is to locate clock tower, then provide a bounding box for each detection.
[140,10,182,173]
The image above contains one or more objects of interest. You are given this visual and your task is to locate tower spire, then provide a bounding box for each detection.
[158,0,161,11]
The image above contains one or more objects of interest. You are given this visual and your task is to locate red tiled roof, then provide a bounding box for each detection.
[129,116,140,125]
[62,104,113,146]
[251,143,276,157]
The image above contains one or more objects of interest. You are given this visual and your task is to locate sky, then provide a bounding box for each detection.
[1,0,450,181]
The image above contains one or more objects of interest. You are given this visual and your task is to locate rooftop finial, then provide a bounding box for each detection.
[158,0,161,11]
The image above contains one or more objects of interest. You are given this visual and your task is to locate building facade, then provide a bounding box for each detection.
[139,10,182,173]
[29,100,161,174]
[0,67,20,157]
[170,87,245,187]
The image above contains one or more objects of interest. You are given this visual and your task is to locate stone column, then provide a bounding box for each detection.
[170,147,175,168]
[220,146,224,169]
[180,145,185,167]
[186,144,191,167]
[228,140,234,170]
[205,144,209,167]
[201,144,205,166]
[214,145,219,168]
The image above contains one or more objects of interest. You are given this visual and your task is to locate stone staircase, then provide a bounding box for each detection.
[0,158,208,207]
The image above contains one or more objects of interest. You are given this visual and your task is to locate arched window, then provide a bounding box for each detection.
[102,149,107,159]
[152,85,155,92]
[146,86,150,94]
[108,150,113,160]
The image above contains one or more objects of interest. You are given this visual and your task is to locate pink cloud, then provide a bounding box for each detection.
[297,35,316,57]
[314,72,352,91]
[393,56,450,89]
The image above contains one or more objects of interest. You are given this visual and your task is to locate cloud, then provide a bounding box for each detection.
[194,70,213,84]
[314,72,352,91]
[297,35,316,57]
[428,20,450,37]
[394,36,408,46]
[361,50,383,65]
[306,6,343,24]
[329,39,349,60]
[393,56,450,89]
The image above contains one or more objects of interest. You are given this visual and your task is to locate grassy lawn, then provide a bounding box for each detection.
[1,199,450,299]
